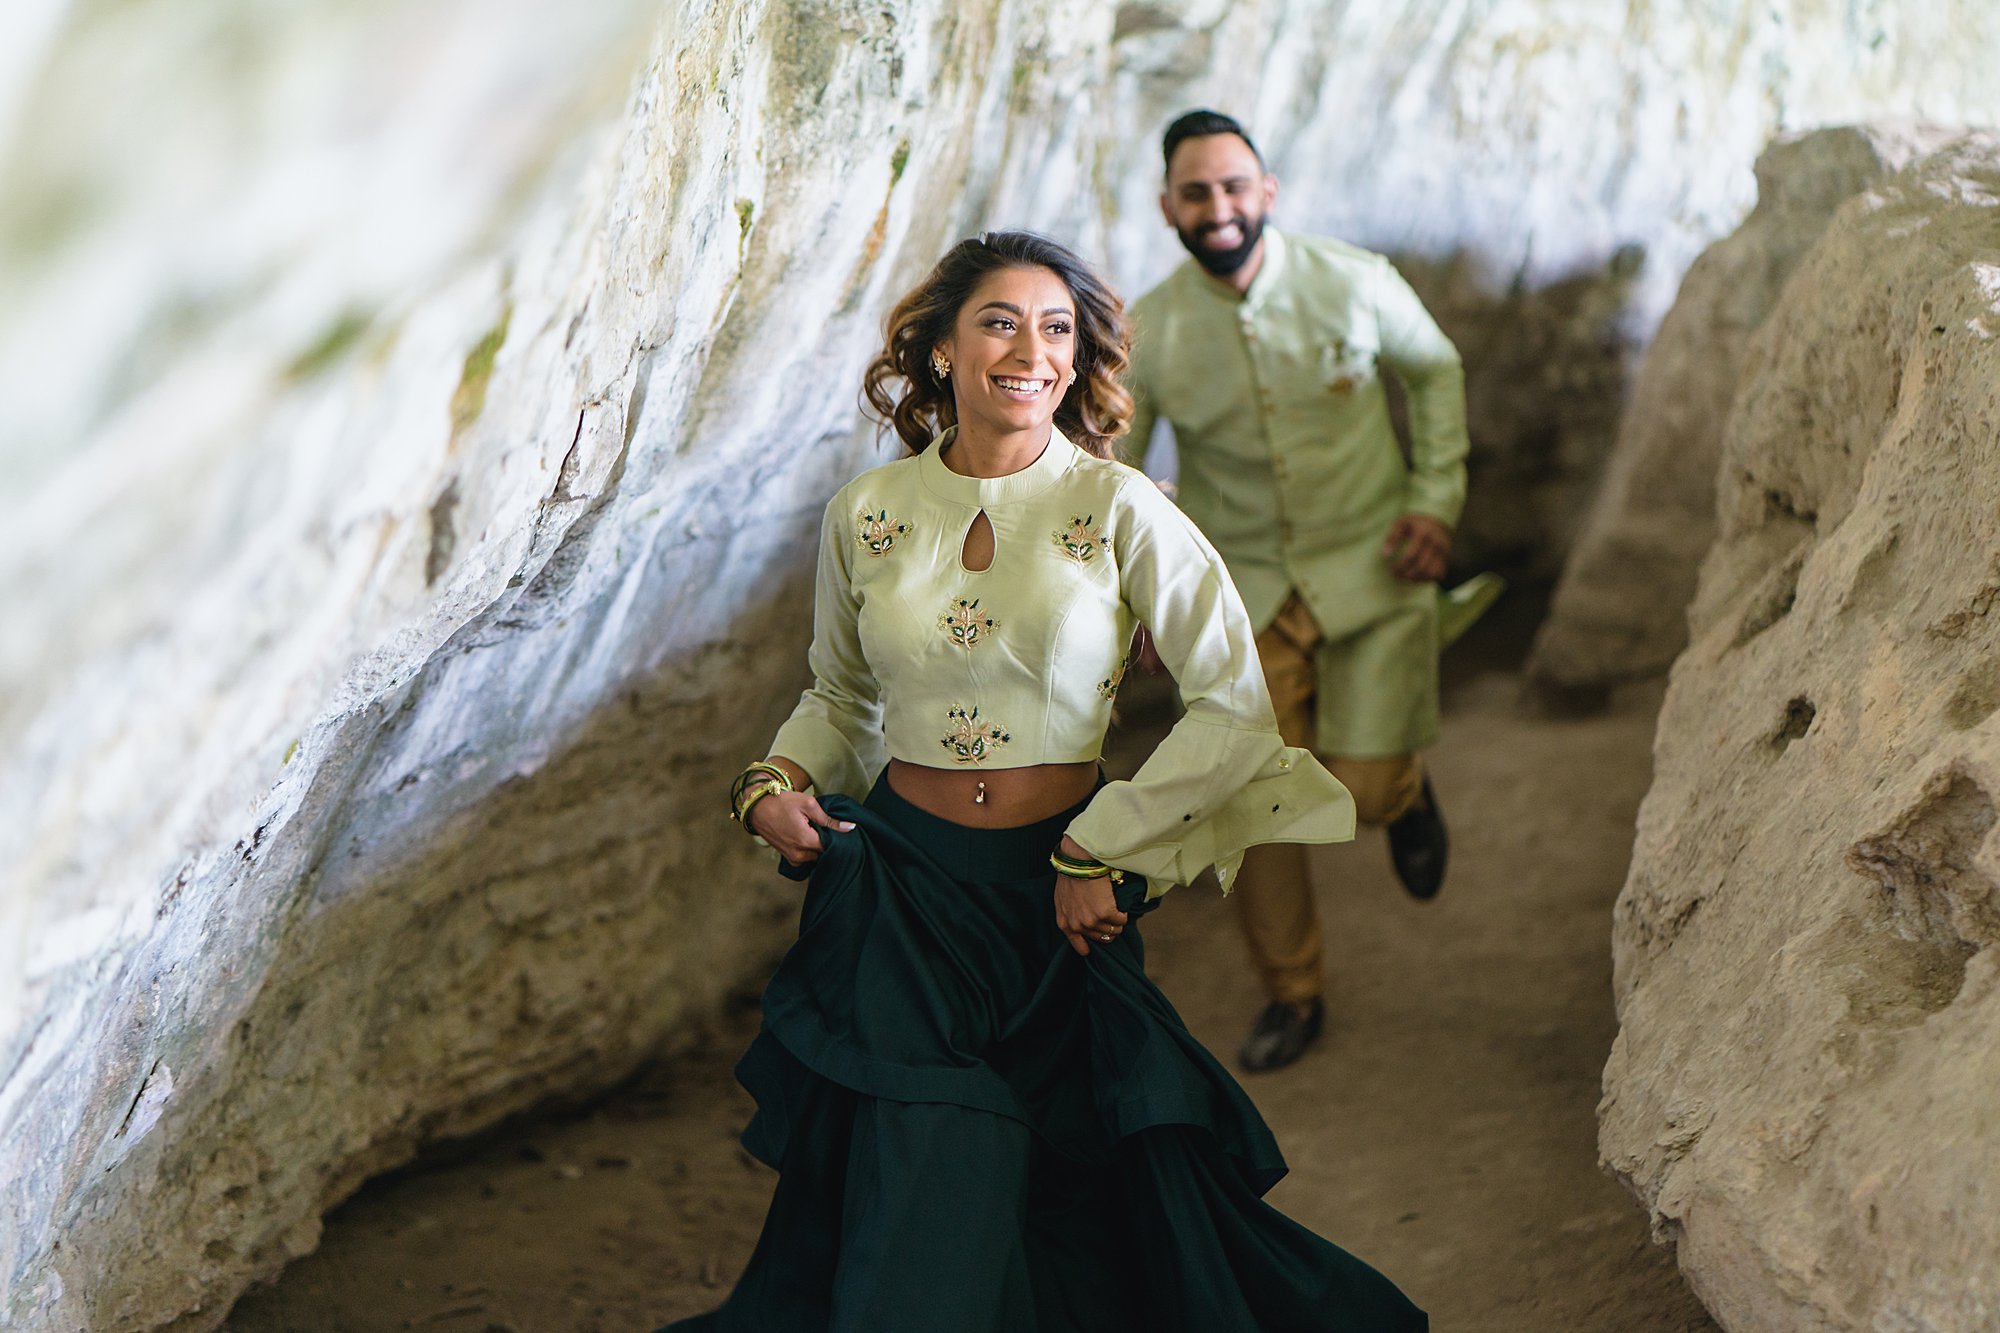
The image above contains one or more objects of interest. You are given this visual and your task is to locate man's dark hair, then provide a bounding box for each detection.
[1161,109,1264,176]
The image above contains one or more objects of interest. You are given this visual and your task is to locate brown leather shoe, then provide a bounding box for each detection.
[1238,997,1324,1071]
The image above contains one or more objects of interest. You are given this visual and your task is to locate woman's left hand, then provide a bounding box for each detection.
[1053,837,1128,956]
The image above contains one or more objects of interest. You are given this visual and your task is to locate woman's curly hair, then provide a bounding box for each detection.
[862,231,1134,458]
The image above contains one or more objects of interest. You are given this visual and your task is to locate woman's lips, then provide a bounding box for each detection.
[992,375,1050,400]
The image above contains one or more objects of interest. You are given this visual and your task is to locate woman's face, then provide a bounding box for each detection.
[938,264,1078,441]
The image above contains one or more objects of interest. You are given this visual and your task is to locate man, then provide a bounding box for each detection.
[1122,110,1471,1072]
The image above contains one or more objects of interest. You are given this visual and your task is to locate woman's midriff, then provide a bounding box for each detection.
[886,758,1099,829]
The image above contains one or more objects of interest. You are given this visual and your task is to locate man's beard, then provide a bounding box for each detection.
[1177,214,1265,276]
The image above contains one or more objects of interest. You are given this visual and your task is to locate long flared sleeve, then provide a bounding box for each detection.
[766,492,886,799]
[1063,477,1355,896]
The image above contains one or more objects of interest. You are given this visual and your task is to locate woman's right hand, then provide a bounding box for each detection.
[748,789,856,865]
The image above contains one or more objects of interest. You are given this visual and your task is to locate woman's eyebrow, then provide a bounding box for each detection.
[975,301,1075,318]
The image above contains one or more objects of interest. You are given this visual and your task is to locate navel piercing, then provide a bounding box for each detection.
[974,781,987,805]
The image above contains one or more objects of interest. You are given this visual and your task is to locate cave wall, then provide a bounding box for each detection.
[4,2,1999,1329]
[1601,135,2000,1332]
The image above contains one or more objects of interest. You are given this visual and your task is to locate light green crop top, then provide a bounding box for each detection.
[768,427,1355,894]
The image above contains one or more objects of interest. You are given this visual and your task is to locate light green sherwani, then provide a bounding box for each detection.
[1123,227,1470,756]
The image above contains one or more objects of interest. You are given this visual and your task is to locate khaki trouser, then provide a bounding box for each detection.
[1238,593,1423,1006]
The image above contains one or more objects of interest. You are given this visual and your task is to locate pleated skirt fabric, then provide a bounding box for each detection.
[660,775,1426,1333]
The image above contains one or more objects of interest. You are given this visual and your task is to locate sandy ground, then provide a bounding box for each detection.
[226,615,1717,1333]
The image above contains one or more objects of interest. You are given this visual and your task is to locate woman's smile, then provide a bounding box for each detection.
[992,373,1053,400]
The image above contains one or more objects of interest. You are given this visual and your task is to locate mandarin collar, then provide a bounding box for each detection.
[1188,225,1288,313]
[919,425,1078,506]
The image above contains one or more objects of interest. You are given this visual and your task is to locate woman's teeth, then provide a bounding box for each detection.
[994,377,1045,398]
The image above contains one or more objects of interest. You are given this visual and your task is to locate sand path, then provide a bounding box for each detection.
[228,648,1715,1332]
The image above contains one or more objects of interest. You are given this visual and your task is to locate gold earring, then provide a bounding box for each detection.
[1066,369,1078,386]
[931,349,952,379]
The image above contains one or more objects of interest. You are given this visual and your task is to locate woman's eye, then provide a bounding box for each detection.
[985,317,1015,332]
[1045,321,1073,336]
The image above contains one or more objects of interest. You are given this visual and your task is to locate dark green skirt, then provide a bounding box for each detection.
[661,776,1426,1332]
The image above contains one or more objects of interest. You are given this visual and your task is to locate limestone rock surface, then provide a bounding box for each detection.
[1527,125,1950,705]
[5,3,2000,1331]
[1601,136,2000,1331]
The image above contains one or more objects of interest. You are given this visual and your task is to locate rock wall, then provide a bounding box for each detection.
[1601,136,2000,1331]
[5,2,2000,1329]
[1526,125,1950,707]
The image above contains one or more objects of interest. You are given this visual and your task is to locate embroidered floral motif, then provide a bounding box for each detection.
[1053,514,1110,564]
[938,597,998,650]
[856,507,910,556]
[1097,654,1132,701]
[940,705,1010,764]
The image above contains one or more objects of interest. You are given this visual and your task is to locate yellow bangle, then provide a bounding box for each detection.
[730,762,796,821]
[1051,852,1123,884]
[737,781,782,834]
[744,761,794,790]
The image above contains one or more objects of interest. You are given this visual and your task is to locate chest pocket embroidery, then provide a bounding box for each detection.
[939,597,998,650]
[941,706,1010,764]
[1320,338,1376,396]
[1053,515,1110,564]
[857,508,910,556]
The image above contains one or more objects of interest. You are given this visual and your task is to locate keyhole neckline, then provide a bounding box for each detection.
[958,508,996,574]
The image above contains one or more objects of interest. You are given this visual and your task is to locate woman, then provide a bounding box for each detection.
[665,232,1426,1331]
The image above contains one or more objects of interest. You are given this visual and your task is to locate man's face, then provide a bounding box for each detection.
[1160,134,1277,276]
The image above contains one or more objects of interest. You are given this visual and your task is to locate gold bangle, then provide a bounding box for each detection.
[730,762,795,821]
[744,760,795,790]
[733,775,785,823]
[1050,852,1122,884]
[737,781,782,833]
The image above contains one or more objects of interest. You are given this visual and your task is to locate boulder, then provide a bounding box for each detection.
[1601,135,2000,1331]
[1527,125,1951,708]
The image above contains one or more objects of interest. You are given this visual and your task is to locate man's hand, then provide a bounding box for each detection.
[1381,513,1451,583]
[748,789,855,866]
